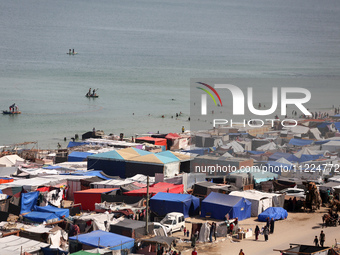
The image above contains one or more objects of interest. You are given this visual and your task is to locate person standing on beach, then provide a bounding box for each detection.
[313,236,319,246]
[239,249,245,255]
[320,231,325,247]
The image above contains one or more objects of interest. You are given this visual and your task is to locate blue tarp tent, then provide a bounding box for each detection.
[201,192,251,221]
[69,230,134,251]
[268,152,292,161]
[68,151,94,162]
[67,141,90,148]
[24,211,59,223]
[20,191,39,214]
[150,192,200,218]
[61,170,111,180]
[258,207,288,222]
[287,154,322,163]
[34,205,69,218]
[288,138,314,146]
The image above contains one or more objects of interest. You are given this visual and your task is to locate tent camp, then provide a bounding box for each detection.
[201,192,251,221]
[69,230,134,252]
[150,192,200,218]
[258,207,288,222]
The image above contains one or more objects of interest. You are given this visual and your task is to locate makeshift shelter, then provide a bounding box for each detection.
[68,151,94,162]
[0,235,49,255]
[34,205,69,218]
[150,192,200,218]
[109,218,154,238]
[135,136,167,150]
[0,155,24,167]
[24,211,59,223]
[20,191,39,214]
[256,142,277,151]
[123,182,183,197]
[288,138,314,146]
[69,230,134,252]
[321,141,340,152]
[265,161,293,175]
[258,207,288,222]
[201,192,251,221]
[229,190,272,217]
[74,188,116,211]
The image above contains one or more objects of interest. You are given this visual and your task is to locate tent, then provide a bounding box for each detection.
[24,211,59,223]
[150,192,200,218]
[123,182,183,197]
[69,230,134,251]
[20,191,39,214]
[258,207,288,222]
[229,190,272,217]
[0,235,49,254]
[0,155,24,167]
[321,141,340,152]
[256,142,277,151]
[74,188,117,211]
[288,138,314,146]
[264,161,293,175]
[109,218,154,238]
[201,192,251,221]
[34,205,69,218]
[68,151,94,162]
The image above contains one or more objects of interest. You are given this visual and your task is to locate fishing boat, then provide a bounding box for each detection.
[3,110,21,115]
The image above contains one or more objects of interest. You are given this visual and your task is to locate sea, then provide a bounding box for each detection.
[1,0,340,149]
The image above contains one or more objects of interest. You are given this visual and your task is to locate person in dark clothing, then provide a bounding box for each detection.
[255,225,260,241]
[266,217,270,228]
[263,226,269,241]
[320,231,325,247]
[270,218,275,234]
[313,236,319,246]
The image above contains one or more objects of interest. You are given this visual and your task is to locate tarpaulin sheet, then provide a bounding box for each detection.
[150,192,200,218]
[201,192,251,221]
[258,207,288,222]
[123,182,184,197]
[268,152,292,161]
[34,205,69,218]
[287,154,322,163]
[24,211,58,223]
[288,138,314,146]
[68,151,94,162]
[20,191,39,214]
[69,230,134,250]
[67,141,90,148]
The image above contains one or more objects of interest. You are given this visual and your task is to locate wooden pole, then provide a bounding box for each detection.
[146,175,149,235]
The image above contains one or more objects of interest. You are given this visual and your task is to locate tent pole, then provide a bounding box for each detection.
[146,175,149,235]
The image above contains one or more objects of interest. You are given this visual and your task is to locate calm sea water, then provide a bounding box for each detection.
[1,0,340,149]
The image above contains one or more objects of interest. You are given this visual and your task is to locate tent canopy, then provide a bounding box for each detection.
[24,211,59,223]
[201,192,251,221]
[150,192,200,218]
[288,138,314,146]
[20,191,39,214]
[69,230,134,250]
[34,205,69,218]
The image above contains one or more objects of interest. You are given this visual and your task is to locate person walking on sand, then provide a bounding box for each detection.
[263,226,269,242]
[270,218,275,234]
[184,226,186,236]
[239,249,245,255]
[320,230,325,247]
[255,225,260,241]
[313,236,319,246]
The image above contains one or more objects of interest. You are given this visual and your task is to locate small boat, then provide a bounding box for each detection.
[85,93,99,98]
[3,110,21,115]
[67,49,78,55]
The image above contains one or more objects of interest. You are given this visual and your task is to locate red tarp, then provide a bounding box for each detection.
[135,136,167,149]
[74,188,116,211]
[123,182,183,197]
[165,133,181,139]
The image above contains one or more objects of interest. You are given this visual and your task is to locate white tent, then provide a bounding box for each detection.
[321,141,340,152]
[0,235,49,254]
[0,155,24,167]
[229,190,272,217]
[294,148,325,158]
[286,125,310,134]
[276,157,292,165]
[224,141,244,153]
[309,128,323,140]
[256,142,277,151]
[91,179,134,189]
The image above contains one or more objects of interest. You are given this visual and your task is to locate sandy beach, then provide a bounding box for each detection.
[174,207,339,255]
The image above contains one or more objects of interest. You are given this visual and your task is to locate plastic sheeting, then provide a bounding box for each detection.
[24,211,59,223]
[258,207,288,222]
[150,192,200,218]
[69,230,134,250]
[34,205,69,218]
[123,182,184,197]
[20,191,39,214]
[201,192,251,221]
[288,138,314,146]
